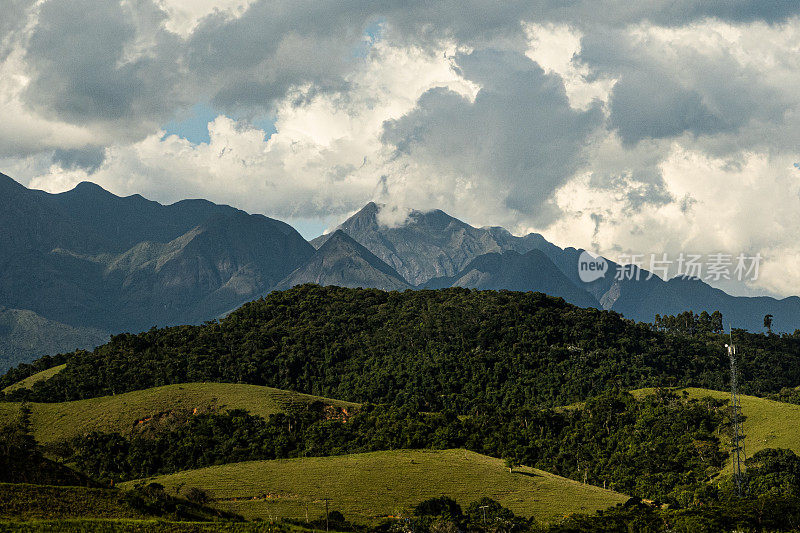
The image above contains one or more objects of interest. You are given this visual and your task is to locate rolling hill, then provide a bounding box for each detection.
[0,484,152,522]
[0,383,357,444]
[121,449,628,524]
[10,285,800,412]
[2,364,66,394]
[632,387,800,474]
[0,483,244,525]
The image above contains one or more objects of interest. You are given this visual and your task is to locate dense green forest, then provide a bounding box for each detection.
[6,286,800,530]
[4,286,800,410]
[56,390,726,504]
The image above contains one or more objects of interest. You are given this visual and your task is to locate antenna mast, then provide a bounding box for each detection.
[726,339,747,496]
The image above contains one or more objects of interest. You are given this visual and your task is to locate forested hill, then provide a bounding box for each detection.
[4,285,800,409]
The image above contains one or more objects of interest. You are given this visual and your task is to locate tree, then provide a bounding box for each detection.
[764,314,774,334]
[504,456,521,473]
[413,496,463,519]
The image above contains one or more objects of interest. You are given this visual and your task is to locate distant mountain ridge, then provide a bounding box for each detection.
[423,249,598,309]
[311,202,563,286]
[2,172,800,371]
[315,202,800,334]
[0,173,314,369]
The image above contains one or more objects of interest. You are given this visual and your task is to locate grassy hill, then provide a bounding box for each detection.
[632,387,800,473]
[0,383,357,444]
[0,484,151,521]
[2,364,66,394]
[121,449,628,524]
[0,483,251,529]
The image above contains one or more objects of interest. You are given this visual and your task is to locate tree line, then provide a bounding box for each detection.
[56,389,728,505]
[5,286,800,412]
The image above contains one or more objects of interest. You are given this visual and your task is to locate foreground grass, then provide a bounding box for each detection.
[122,449,628,524]
[0,484,149,521]
[0,383,357,443]
[632,387,800,473]
[0,520,321,533]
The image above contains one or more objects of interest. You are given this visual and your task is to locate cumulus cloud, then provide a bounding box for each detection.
[51,147,106,173]
[22,0,185,132]
[579,23,790,145]
[381,49,603,224]
[3,1,800,295]
[549,146,800,296]
[24,41,477,217]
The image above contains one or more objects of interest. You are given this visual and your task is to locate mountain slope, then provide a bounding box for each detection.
[315,202,800,331]
[0,308,106,372]
[276,230,411,291]
[0,175,314,340]
[608,275,800,330]
[106,212,315,327]
[428,250,599,308]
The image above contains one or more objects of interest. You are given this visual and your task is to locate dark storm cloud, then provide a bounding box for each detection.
[579,27,789,145]
[16,0,800,134]
[532,0,800,28]
[609,73,730,144]
[184,0,373,115]
[382,50,603,222]
[180,0,800,121]
[22,0,185,130]
[381,0,800,42]
[52,147,106,173]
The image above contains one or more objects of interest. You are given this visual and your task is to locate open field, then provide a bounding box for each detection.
[632,387,800,473]
[0,383,357,443]
[122,449,628,524]
[2,364,67,394]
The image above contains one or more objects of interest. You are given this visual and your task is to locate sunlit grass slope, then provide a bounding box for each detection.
[632,387,800,473]
[0,382,357,443]
[2,364,66,394]
[122,449,628,524]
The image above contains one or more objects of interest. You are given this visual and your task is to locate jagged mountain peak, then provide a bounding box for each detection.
[276,229,411,292]
[311,203,566,286]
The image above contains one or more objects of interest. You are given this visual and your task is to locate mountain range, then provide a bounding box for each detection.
[1,172,798,370]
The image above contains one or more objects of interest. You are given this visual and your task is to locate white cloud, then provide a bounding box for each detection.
[4,1,800,297]
[523,23,614,110]
[156,0,256,36]
[0,48,100,157]
[547,143,800,296]
[24,41,477,219]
